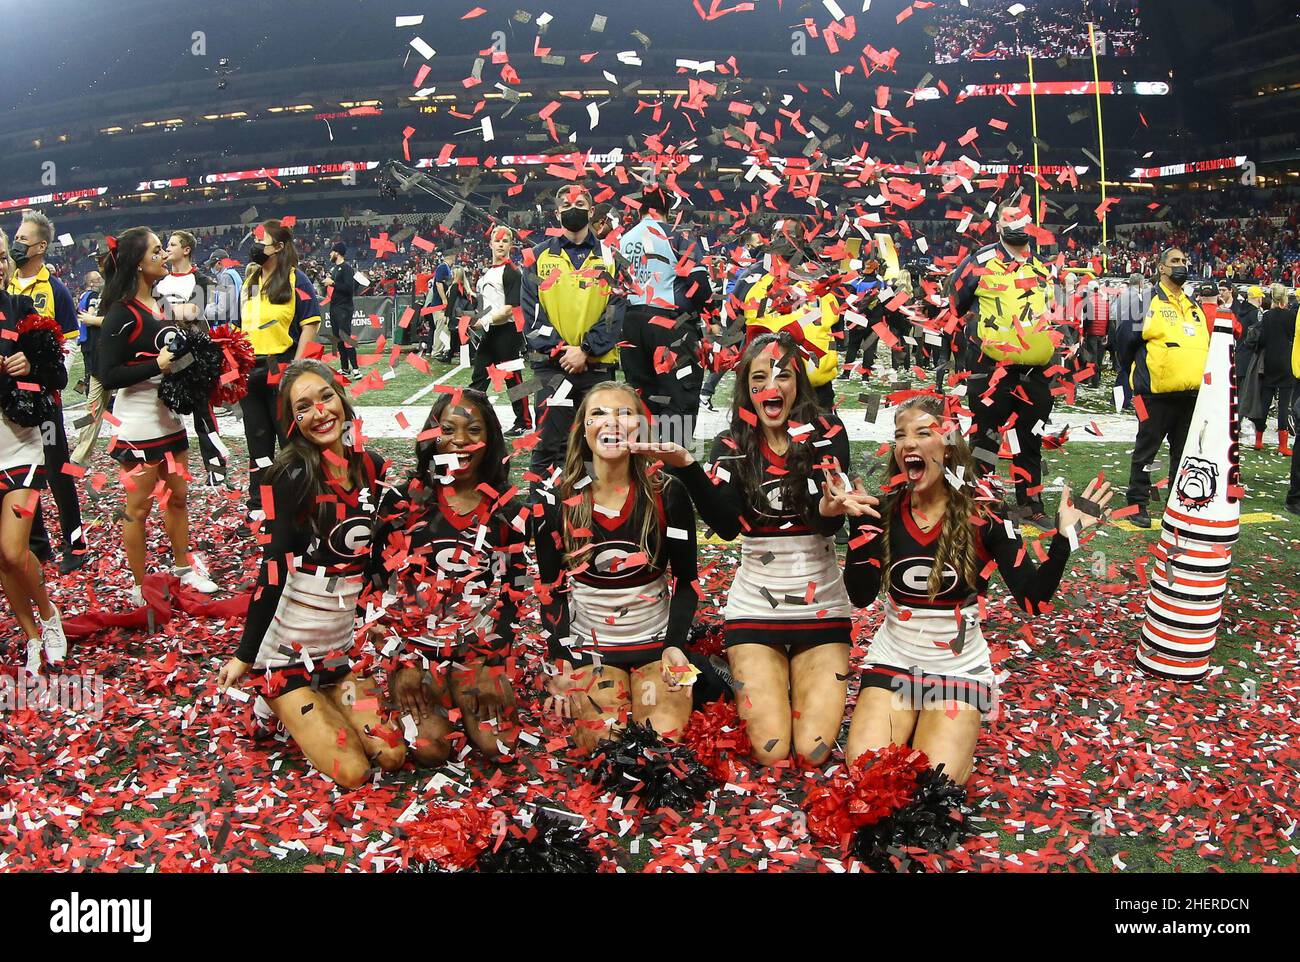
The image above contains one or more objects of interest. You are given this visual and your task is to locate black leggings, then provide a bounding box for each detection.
[29,400,85,558]
[331,303,357,371]
[469,324,531,430]
[241,355,290,512]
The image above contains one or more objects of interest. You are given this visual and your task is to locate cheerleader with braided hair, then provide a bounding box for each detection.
[836,394,1114,783]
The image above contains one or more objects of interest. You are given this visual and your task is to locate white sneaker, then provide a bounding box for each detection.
[176,556,219,594]
[25,637,42,674]
[39,608,67,665]
[129,585,145,607]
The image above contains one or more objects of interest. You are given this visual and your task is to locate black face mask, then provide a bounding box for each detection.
[1168,266,1189,285]
[560,207,590,233]
[10,240,35,267]
[1000,228,1030,247]
[249,243,271,265]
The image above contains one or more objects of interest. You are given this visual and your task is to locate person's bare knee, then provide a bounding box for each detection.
[333,752,374,791]
[793,726,837,768]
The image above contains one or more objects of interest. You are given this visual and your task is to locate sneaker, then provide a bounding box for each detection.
[1131,504,1152,529]
[1284,501,1300,518]
[177,556,219,594]
[505,423,528,438]
[58,550,88,576]
[205,471,230,489]
[129,585,146,607]
[25,637,42,674]
[700,394,716,413]
[39,608,67,666]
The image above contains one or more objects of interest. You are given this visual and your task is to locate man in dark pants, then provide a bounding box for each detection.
[618,187,712,445]
[1286,296,1300,516]
[1115,249,1209,528]
[471,226,531,436]
[324,243,358,376]
[949,199,1057,524]
[7,210,86,573]
[522,184,626,495]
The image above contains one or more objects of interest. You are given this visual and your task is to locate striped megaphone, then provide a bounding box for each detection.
[1135,304,1240,681]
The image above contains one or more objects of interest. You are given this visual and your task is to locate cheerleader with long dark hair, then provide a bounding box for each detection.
[840,394,1113,784]
[630,332,853,767]
[0,229,68,673]
[97,228,218,605]
[535,381,699,754]
[370,388,529,765]
[218,359,404,790]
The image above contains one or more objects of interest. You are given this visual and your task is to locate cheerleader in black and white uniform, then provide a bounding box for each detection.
[0,229,68,673]
[838,394,1113,784]
[218,359,405,790]
[637,331,856,767]
[96,228,217,605]
[535,381,699,754]
[370,388,529,765]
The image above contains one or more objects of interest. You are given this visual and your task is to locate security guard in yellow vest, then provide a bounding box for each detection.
[735,268,840,409]
[949,200,1058,524]
[1284,297,1300,515]
[7,210,86,573]
[521,184,627,488]
[1116,248,1209,528]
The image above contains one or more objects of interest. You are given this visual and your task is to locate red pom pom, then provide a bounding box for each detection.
[404,802,495,871]
[208,325,256,406]
[803,744,931,854]
[16,312,62,339]
[682,698,750,782]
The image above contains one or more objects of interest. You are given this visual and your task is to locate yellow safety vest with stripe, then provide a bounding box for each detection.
[967,249,1056,365]
[6,265,78,341]
[535,243,619,365]
[1139,285,1209,394]
[1292,305,1300,380]
[741,273,840,387]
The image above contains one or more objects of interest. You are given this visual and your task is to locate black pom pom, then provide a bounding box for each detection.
[159,328,225,415]
[590,720,717,813]
[0,318,63,428]
[476,812,599,874]
[851,765,972,873]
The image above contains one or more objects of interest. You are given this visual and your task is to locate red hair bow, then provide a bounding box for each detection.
[105,235,118,252]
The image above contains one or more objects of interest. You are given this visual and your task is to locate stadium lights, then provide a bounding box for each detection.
[339,100,382,108]
[100,126,123,134]
[201,111,248,120]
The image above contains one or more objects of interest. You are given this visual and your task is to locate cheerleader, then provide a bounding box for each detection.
[636,331,855,767]
[534,381,699,754]
[96,229,218,605]
[840,394,1113,784]
[371,388,529,765]
[0,230,67,673]
[217,359,404,790]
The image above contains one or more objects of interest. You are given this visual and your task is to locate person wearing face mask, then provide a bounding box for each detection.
[840,394,1113,783]
[521,184,627,496]
[1115,248,1209,529]
[7,210,86,575]
[948,199,1057,527]
[323,243,358,378]
[97,228,219,605]
[217,360,404,790]
[238,220,322,534]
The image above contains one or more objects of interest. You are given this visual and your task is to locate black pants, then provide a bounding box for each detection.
[967,356,1054,508]
[192,402,228,482]
[1253,382,1293,433]
[889,319,912,370]
[529,364,617,498]
[331,303,357,371]
[1288,386,1300,507]
[620,306,703,442]
[843,324,878,373]
[1082,334,1107,387]
[30,400,85,560]
[469,324,532,430]
[1127,392,1196,507]
[241,355,290,512]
